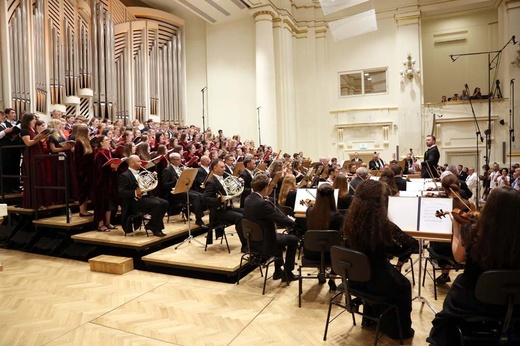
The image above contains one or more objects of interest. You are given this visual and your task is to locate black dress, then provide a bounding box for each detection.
[347,222,415,339]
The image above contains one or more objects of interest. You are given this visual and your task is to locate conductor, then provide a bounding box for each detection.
[421,135,440,178]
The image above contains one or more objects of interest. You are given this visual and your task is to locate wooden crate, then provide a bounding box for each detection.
[89,255,134,275]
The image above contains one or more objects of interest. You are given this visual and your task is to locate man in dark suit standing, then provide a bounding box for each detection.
[119,155,169,236]
[243,173,300,282]
[421,135,440,178]
[202,159,246,249]
[161,153,207,228]
[368,153,385,171]
[239,157,256,208]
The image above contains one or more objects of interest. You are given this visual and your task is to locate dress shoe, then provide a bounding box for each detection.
[328,279,337,292]
[152,230,166,237]
[195,219,208,229]
[435,273,451,285]
[272,270,284,280]
[285,272,301,282]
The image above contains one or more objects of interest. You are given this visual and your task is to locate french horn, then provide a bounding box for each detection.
[221,175,244,200]
[138,166,158,192]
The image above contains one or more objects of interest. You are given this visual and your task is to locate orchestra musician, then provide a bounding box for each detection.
[391,164,408,191]
[368,152,385,171]
[331,175,353,210]
[278,174,297,209]
[161,153,207,229]
[348,167,370,195]
[350,151,363,163]
[239,157,256,208]
[421,135,440,178]
[224,154,234,176]
[342,179,416,340]
[403,152,415,175]
[202,159,247,251]
[243,173,300,282]
[119,155,169,237]
[428,186,520,344]
[193,155,211,193]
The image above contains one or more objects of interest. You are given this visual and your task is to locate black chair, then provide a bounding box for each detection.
[166,201,189,223]
[324,245,403,345]
[387,247,416,285]
[298,230,342,307]
[125,212,150,237]
[237,218,286,294]
[456,270,520,345]
[204,219,232,253]
[423,245,465,300]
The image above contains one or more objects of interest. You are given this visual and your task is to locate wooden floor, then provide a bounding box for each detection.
[0,246,453,345]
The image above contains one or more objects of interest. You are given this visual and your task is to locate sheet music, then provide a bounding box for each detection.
[388,196,419,231]
[294,188,339,213]
[419,197,453,233]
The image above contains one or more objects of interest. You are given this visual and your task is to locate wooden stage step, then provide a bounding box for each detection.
[33,212,94,230]
[7,202,79,215]
[89,255,134,274]
[71,214,205,250]
[142,227,246,276]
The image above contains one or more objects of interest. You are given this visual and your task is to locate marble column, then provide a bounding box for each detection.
[253,10,278,148]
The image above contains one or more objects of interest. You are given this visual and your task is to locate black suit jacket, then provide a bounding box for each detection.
[239,169,253,207]
[118,169,141,232]
[243,192,294,256]
[202,175,228,223]
[193,166,208,192]
[395,177,407,191]
[421,146,440,178]
[161,165,179,199]
[369,158,385,170]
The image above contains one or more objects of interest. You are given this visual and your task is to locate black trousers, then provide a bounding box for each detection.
[274,233,299,272]
[167,191,204,220]
[139,196,169,233]
[214,207,246,246]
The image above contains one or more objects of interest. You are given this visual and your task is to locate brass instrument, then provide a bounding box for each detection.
[137,165,158,192]
[220,174,244,201]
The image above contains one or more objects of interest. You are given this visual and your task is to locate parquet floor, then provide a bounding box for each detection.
[0,248,450,345]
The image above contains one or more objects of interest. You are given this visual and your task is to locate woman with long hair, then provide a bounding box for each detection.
[428,186,520,344]
[278,174,297,209]
[74,124,93,216]
[342,179,416,340]
[379,167,400,197]
[332,174,353,210]
[92,135,118,231]
[20,113,50,208]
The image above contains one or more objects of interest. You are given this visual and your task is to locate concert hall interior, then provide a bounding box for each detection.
[1,0,520,345]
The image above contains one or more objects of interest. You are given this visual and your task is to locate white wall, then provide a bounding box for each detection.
[422,9,499,103]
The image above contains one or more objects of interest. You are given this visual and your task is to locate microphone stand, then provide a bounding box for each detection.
[510,79,516,182]
[257,106,262,146]
[464,83,484,209]
[449,35,516,170]
[201,86,207,133]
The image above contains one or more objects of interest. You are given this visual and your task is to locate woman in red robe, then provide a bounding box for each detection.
[20,113,50,209]
[93,135,118,231]
[74,124,94,216]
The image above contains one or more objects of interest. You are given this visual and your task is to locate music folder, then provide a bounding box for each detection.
[387,196,453,234]
[102,157,127,168]
[171,168,197,195]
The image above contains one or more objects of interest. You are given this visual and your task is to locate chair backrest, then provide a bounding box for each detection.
[241,218,264,243]
[277,205,295,217]
[475,270,520,306]
[304,230,342,253]
[330,245,371,282]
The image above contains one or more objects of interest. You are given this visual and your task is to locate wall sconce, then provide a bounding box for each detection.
[512,43,520,68]
[400,53,420,80]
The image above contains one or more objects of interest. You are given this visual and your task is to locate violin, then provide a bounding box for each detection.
[299,199,315,208]
[435,208,481,225]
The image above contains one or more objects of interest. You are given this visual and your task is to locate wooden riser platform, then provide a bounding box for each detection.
[71,214,205,251]
[142,227,246,276]
[33,213,94,230]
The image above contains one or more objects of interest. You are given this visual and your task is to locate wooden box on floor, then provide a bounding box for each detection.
[89,255,134,275]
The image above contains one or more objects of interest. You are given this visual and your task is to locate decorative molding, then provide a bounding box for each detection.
[331,107,398,114]
[252,10,275,20]
[335,121,393,129]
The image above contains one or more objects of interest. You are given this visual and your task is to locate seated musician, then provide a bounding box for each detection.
[278,174,297,209]
[342,180,416,340]
[348,167,369,195]
[193,155,211,193]
[379,167,400,197]
[368,152,385,171]
[391,164,407,191]
[202,159,247,250]
[428,186,520,345]
[239,157,256,208]
[244,173,300,282]
[119,155,169,237]
[161,153,207,229]
[332,175,353,210]
[224,154,234,176]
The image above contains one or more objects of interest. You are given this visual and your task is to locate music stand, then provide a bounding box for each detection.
[267,171,282,203]
[172,168,201,249]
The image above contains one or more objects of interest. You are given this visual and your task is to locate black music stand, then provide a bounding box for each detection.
[173,168,201,249]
